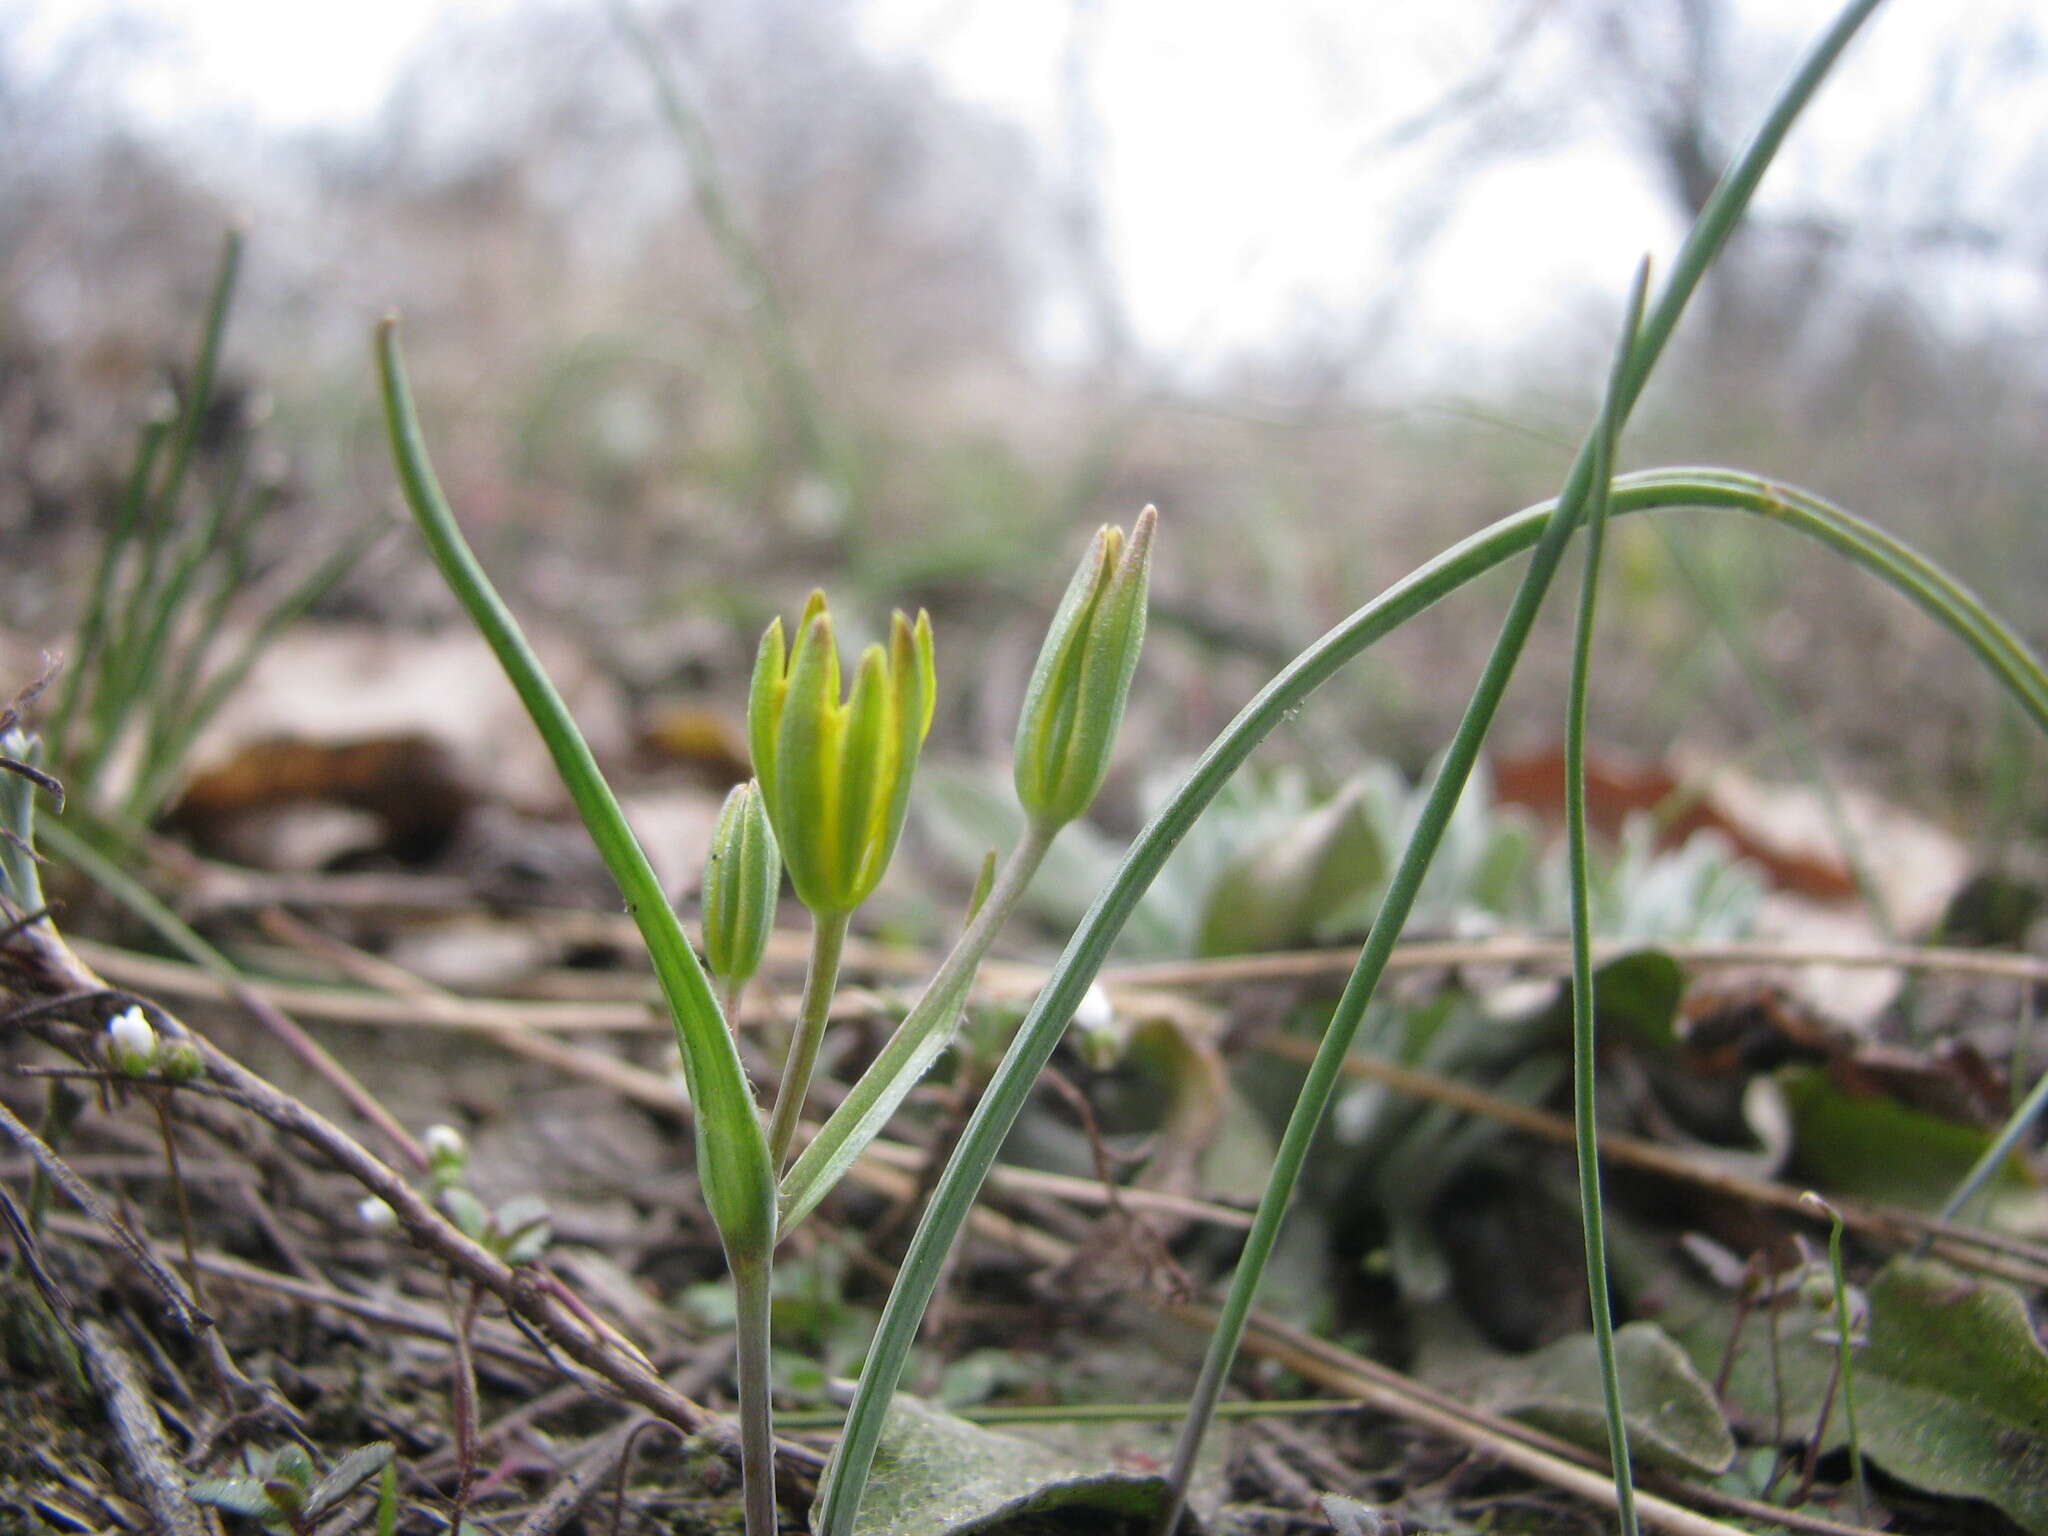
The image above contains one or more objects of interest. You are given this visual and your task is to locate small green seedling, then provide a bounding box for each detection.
[190,1441,395,1536]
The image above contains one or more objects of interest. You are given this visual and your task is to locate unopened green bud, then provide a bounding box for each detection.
[748,591,935,917]
[1014,505,1156,828]
[156,1038,204,1082]
[703,779,780,992]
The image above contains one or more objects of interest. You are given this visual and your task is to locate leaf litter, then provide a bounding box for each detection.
[6,627,2048,1536]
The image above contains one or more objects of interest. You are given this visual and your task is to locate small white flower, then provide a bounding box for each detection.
[105,1007,158,1076]
[424,1123,466,1163]
[356,1196,399,1233]
[1070,982,1123,1072]
[1073,982,1115,1035]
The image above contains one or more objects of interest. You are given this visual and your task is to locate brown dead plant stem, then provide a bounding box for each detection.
[3,922,825,1475]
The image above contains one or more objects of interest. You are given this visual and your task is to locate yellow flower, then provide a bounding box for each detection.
[748,592,934,916]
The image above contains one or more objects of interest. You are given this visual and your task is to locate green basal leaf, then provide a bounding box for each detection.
[304,1442,397,1520]
[837,1395,1176,1536]
[1475,1323,1735,1477]
[441,1186,489,1242]
[1195,780,1383,957]
[189,1477,280,1520]
[493,1195,553,1264]
[1779,1064,2037,1214]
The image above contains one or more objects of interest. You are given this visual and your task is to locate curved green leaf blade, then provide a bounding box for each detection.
[815,466,2048,1536]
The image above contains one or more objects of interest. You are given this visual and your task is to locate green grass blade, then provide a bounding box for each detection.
[49,414,171,768]
[819,5,1890,1530]
[1612,0,1884,423]
[610,0,846,510]
[107,443,255,801]
[1650,469,2048,728]
[73,229,243,795]
[1803,1195,1869,1520]
[1564,259,1651,1536]
[94,230,244,755]
[127,516,388,824]
[140,478,276,788]
[816,466,2030,1535]
[380,319,784,1536]
[818,453,2031,1536]
[1938,1060,2048,1228]
[0,735,50,913]
[374,319,775,1264]
[149,227,243,542]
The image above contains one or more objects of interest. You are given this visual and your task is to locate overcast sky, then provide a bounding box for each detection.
[15,0,2047,385]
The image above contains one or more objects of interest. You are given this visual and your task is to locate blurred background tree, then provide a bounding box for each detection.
[3,0,2043,816]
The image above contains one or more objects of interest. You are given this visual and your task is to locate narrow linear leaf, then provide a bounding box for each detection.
[816,461,2048,1535]
[375,321,773,1259]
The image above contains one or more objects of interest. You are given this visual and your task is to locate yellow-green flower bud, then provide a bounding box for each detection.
[1013,505,1156,828]
[749,592,935,917]
[703,779,780,992]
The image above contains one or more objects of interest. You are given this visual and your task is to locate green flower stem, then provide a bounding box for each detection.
[1803,1195,1868,1521]
[767,909,852,1169]
[778,815,1058,1236]
[730,1254,778,1536]
[1564,261,1649,1536]
[814,484,2022,1536]
[376,322,780,1536]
